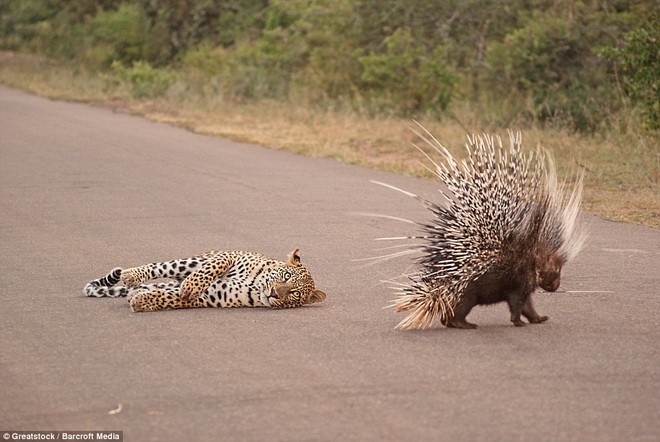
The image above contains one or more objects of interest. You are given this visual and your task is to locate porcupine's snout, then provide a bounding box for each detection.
[539,273,561,292]
[537,251,565,292]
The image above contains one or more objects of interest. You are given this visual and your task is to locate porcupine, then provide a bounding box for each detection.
[373,125,586,330]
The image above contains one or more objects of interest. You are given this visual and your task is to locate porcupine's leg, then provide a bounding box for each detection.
[521,297,549,324]
[507,292,528,327]
[445,295,478,329]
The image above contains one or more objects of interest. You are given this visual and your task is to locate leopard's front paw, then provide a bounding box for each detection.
[179,276,205,301]
[120,267,147,288]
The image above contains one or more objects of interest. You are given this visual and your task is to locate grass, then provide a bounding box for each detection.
[1,50,658,227]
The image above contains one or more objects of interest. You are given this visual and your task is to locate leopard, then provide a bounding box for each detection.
[83,249,326,312]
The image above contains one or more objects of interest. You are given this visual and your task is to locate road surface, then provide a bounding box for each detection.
[1,86,658,441]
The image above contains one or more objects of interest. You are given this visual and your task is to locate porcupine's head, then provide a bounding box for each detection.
[537,251,564,292]
[530,153,586,294]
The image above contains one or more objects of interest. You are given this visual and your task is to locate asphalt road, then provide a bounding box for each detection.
[1,85,658,441]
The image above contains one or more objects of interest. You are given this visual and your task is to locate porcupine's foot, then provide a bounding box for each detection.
[443,299,478,329]
[508,294,530,326]
[526,315,549,324]
[446,318,478,329]
[522,297,549,324]
[510,313,526,327]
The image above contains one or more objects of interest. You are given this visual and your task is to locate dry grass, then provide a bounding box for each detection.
[0,51,115,101]
[1,51,658,227]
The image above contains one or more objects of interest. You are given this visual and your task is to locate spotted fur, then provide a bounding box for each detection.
[84,267,124,297]
[84,249,326,312]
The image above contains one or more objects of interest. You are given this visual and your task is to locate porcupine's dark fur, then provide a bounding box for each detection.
[374,125,586,330]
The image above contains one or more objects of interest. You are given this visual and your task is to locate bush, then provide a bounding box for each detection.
[358,28,456,115]
[88,3,147,66]
[180,42,224,77]
[0,0,61,51]
[111,60,176,98]
[221,26,307,100]
[599,20,659,131]
[485,15,613,131]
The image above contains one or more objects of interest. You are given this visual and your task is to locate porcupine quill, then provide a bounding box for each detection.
[367,123,586,329]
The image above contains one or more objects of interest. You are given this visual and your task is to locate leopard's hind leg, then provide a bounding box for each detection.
[121,252,219,288]
[128,281,207,312]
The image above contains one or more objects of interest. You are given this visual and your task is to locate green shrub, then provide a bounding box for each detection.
[180,43,224,77]
[221,26,307,100]
[599,20,659,131]
[485,16,611,131]
[88,3,146,66]
[111,60,176,98]
[358,28,456,115]
[0,0,60,51]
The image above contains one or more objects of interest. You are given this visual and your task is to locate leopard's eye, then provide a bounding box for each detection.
[282,270,292,281]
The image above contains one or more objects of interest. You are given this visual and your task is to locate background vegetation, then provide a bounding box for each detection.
[0,0,657,225]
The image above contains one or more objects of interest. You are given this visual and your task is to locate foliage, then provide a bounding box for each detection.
[1,0,657,132]
[358,28,456,114]
[111,60,176,98]
[599,20,659,130]
[0,0,63,51]
[179,42,224,77]
[87,3,147,66]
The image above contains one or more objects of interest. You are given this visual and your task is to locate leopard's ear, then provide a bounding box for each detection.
[287,248,301,265]
[306,289,326,304]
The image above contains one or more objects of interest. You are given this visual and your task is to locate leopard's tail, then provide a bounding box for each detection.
[84,268,128,298]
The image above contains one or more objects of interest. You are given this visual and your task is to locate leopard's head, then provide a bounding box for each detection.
[267,249,326,308]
